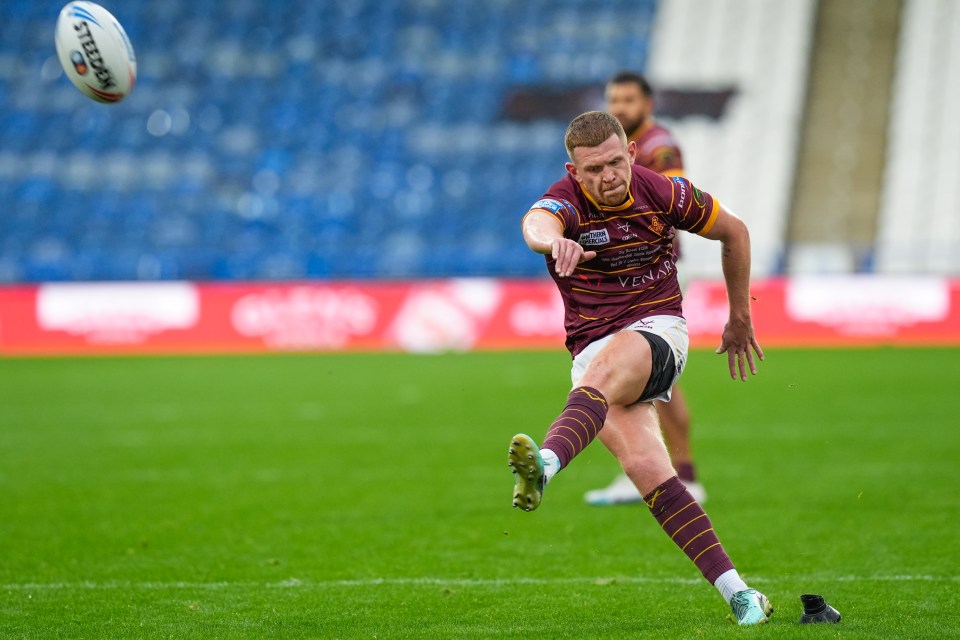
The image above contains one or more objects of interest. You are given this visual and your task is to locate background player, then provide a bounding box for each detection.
[584,71,705,506]
[507,111,771,625]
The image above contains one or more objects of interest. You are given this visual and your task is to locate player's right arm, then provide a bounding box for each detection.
[699,204,764,381]
[659,173,763,381]
[522,210,596,278]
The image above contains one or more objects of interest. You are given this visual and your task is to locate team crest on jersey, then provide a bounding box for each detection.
[577,229,610,246]
[692,184,706,207]
[649,215,665,235]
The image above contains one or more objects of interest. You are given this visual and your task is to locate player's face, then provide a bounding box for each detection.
[605,82,652,137]
[566,134,637,207]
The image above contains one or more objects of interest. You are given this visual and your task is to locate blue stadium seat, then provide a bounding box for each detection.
[0,0,657,282]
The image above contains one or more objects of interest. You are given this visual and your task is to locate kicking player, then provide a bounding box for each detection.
[585,71,705,506]
[508,111,771,625]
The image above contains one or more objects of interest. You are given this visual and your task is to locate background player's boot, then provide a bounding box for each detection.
[682,480,707,504]
[508,434,544,511]
[799,594,841,623]
[584,473,707,505]
[584,473,641,505]
[729,589,773,625]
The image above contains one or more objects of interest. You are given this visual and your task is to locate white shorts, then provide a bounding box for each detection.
[570,315,690,403]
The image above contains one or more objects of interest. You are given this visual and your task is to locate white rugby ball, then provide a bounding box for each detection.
[54,2,136,103]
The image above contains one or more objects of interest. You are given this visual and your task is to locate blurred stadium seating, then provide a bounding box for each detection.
[0,0,661,282]
[877,0,960,274]
[2,0,951,284]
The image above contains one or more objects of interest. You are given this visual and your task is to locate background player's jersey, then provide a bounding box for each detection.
[525,165,717,357]
[632,122,685,259]
[632,122,684,177]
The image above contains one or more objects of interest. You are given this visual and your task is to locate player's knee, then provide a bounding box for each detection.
[579,358,615,395]
[621,451,675,495]
[620,449,659,481]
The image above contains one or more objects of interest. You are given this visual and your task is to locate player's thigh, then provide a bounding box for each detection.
[577,331,653,405]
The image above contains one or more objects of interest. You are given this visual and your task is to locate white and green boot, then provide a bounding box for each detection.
[730,589,773,625]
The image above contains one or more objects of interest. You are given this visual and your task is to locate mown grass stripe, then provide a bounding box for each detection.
[4,574,958,591]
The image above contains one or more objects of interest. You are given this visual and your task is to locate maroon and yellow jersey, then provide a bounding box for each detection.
[525,165,718,357]
[632,122,684,177]
[632,122,685,259]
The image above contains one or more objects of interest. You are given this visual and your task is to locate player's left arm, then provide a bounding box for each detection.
[699,204,764,381]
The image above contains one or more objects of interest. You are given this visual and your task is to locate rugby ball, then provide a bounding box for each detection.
[54,2,136,103]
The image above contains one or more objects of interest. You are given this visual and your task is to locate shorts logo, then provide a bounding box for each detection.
[649,215,665,235]
[577,229,610,246]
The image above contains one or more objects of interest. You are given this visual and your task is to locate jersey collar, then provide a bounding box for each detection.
[580,179,635,212]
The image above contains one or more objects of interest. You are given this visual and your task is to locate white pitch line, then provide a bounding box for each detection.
[2,574,958,591]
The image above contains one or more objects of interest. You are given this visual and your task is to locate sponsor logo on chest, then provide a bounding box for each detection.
[577,229,610,246]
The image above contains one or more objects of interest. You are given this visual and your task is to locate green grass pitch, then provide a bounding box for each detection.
[1,347,959,638]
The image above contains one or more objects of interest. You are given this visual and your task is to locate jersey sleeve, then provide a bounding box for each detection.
[659,175,719,236]
[646,144,684,177]
[522,195,580,238]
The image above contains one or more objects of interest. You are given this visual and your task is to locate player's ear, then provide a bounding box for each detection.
[627,141,637,164]
[565,161,580,182]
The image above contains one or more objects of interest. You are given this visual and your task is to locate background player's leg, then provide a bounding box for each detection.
[656,386,692,474]
[656,385,707,502]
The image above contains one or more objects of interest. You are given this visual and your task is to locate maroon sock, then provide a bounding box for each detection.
[676,461,697,483]
[541,386,608,468]
[644,476,734,584]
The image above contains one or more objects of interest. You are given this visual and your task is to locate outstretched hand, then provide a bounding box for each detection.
[552,239,596,277]
[716,318,764,381]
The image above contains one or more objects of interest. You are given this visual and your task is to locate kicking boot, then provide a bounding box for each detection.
[508,434,545,512]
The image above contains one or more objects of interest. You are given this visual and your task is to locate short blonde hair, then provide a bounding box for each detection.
[564,111,628,160]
